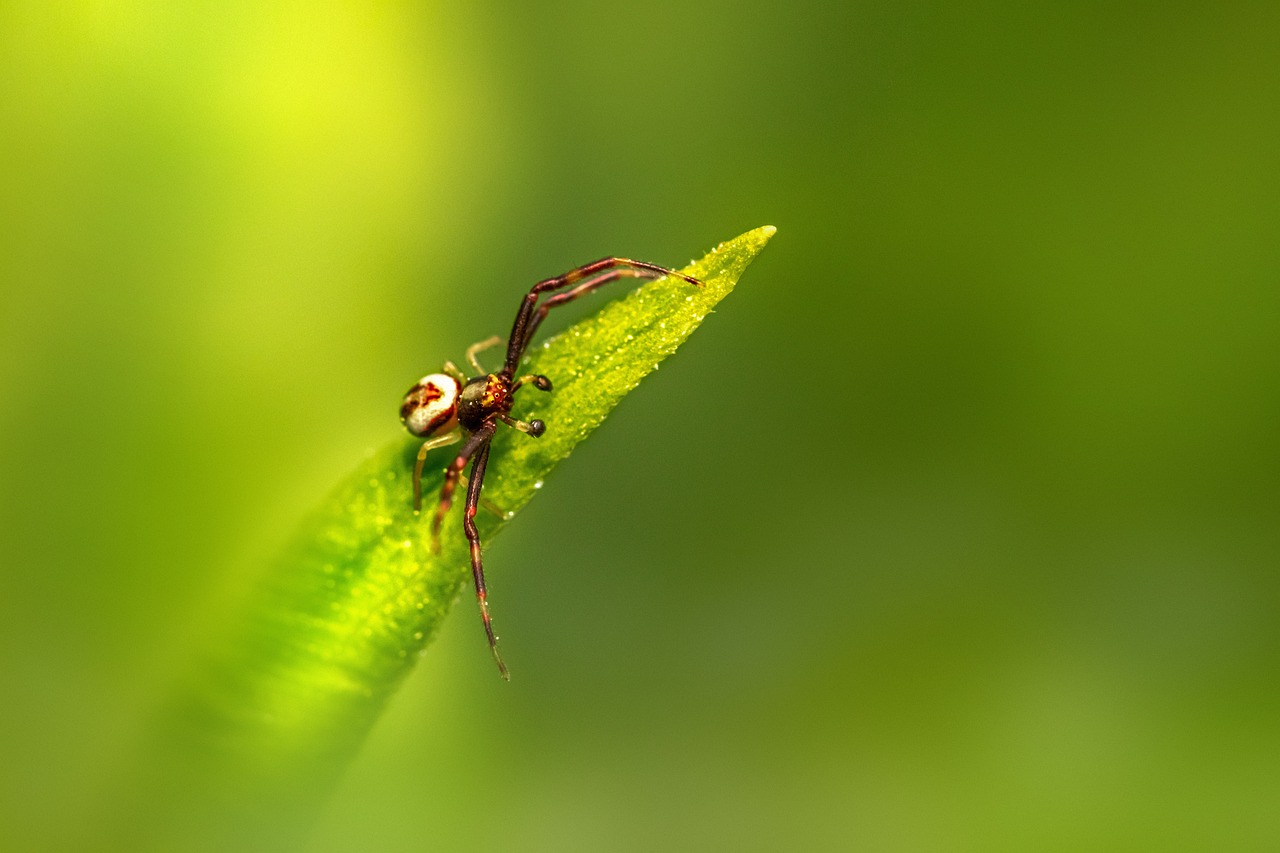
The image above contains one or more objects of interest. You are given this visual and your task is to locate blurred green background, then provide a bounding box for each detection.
[2,2,1278,850]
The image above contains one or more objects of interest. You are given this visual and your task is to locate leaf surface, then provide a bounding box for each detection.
[138,226,775,841]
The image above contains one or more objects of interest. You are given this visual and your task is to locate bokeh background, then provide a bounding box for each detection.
[3,2,1278,850]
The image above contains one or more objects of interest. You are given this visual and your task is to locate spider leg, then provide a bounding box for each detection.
[442,361,466,384]
[462,437,509,679]
[458,470,511,520]
[503,258,701,375]
[430,427,493,554]
[512,373,552,393]
[497,412,545,437]
[465,335,503,375]
[413,431,460,513]
[517,269,649,355]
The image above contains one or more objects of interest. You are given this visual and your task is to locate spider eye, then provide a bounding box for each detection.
[400,373,460,437]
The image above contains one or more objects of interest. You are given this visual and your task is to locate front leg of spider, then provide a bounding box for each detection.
[400,257,701,679]
[431,427,494,554]
[462,439,507,678]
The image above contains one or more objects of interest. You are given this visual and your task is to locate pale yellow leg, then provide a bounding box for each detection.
[413,431,460,513]
[465,335,503,375]
[442,361,466,384]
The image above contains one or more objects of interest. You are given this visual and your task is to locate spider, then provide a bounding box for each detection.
[400,257,702,679]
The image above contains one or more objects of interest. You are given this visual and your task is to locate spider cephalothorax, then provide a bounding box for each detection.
[455,374,514,432]
[400,257,701,679]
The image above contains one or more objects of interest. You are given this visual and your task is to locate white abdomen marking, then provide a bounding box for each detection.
[400,372,461,437]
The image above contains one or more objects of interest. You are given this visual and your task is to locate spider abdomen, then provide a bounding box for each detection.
[401,373,461,437]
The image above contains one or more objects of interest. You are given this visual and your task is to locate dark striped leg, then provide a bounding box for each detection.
[502,258,701,375]
[457,470,511,520]
[517,268,650,354]
[430,427,494,554]
[463,439,509,680]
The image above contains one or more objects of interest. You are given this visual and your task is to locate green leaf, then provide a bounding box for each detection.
[124,226,774,843]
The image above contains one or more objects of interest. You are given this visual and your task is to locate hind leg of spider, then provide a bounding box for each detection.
[463,440,509,680]
[442,360,466,384]
[466,335,503,375]
[430,426,494,553]
[413,431,461,513]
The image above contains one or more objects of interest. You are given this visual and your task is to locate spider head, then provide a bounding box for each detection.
[400,373,461,437]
